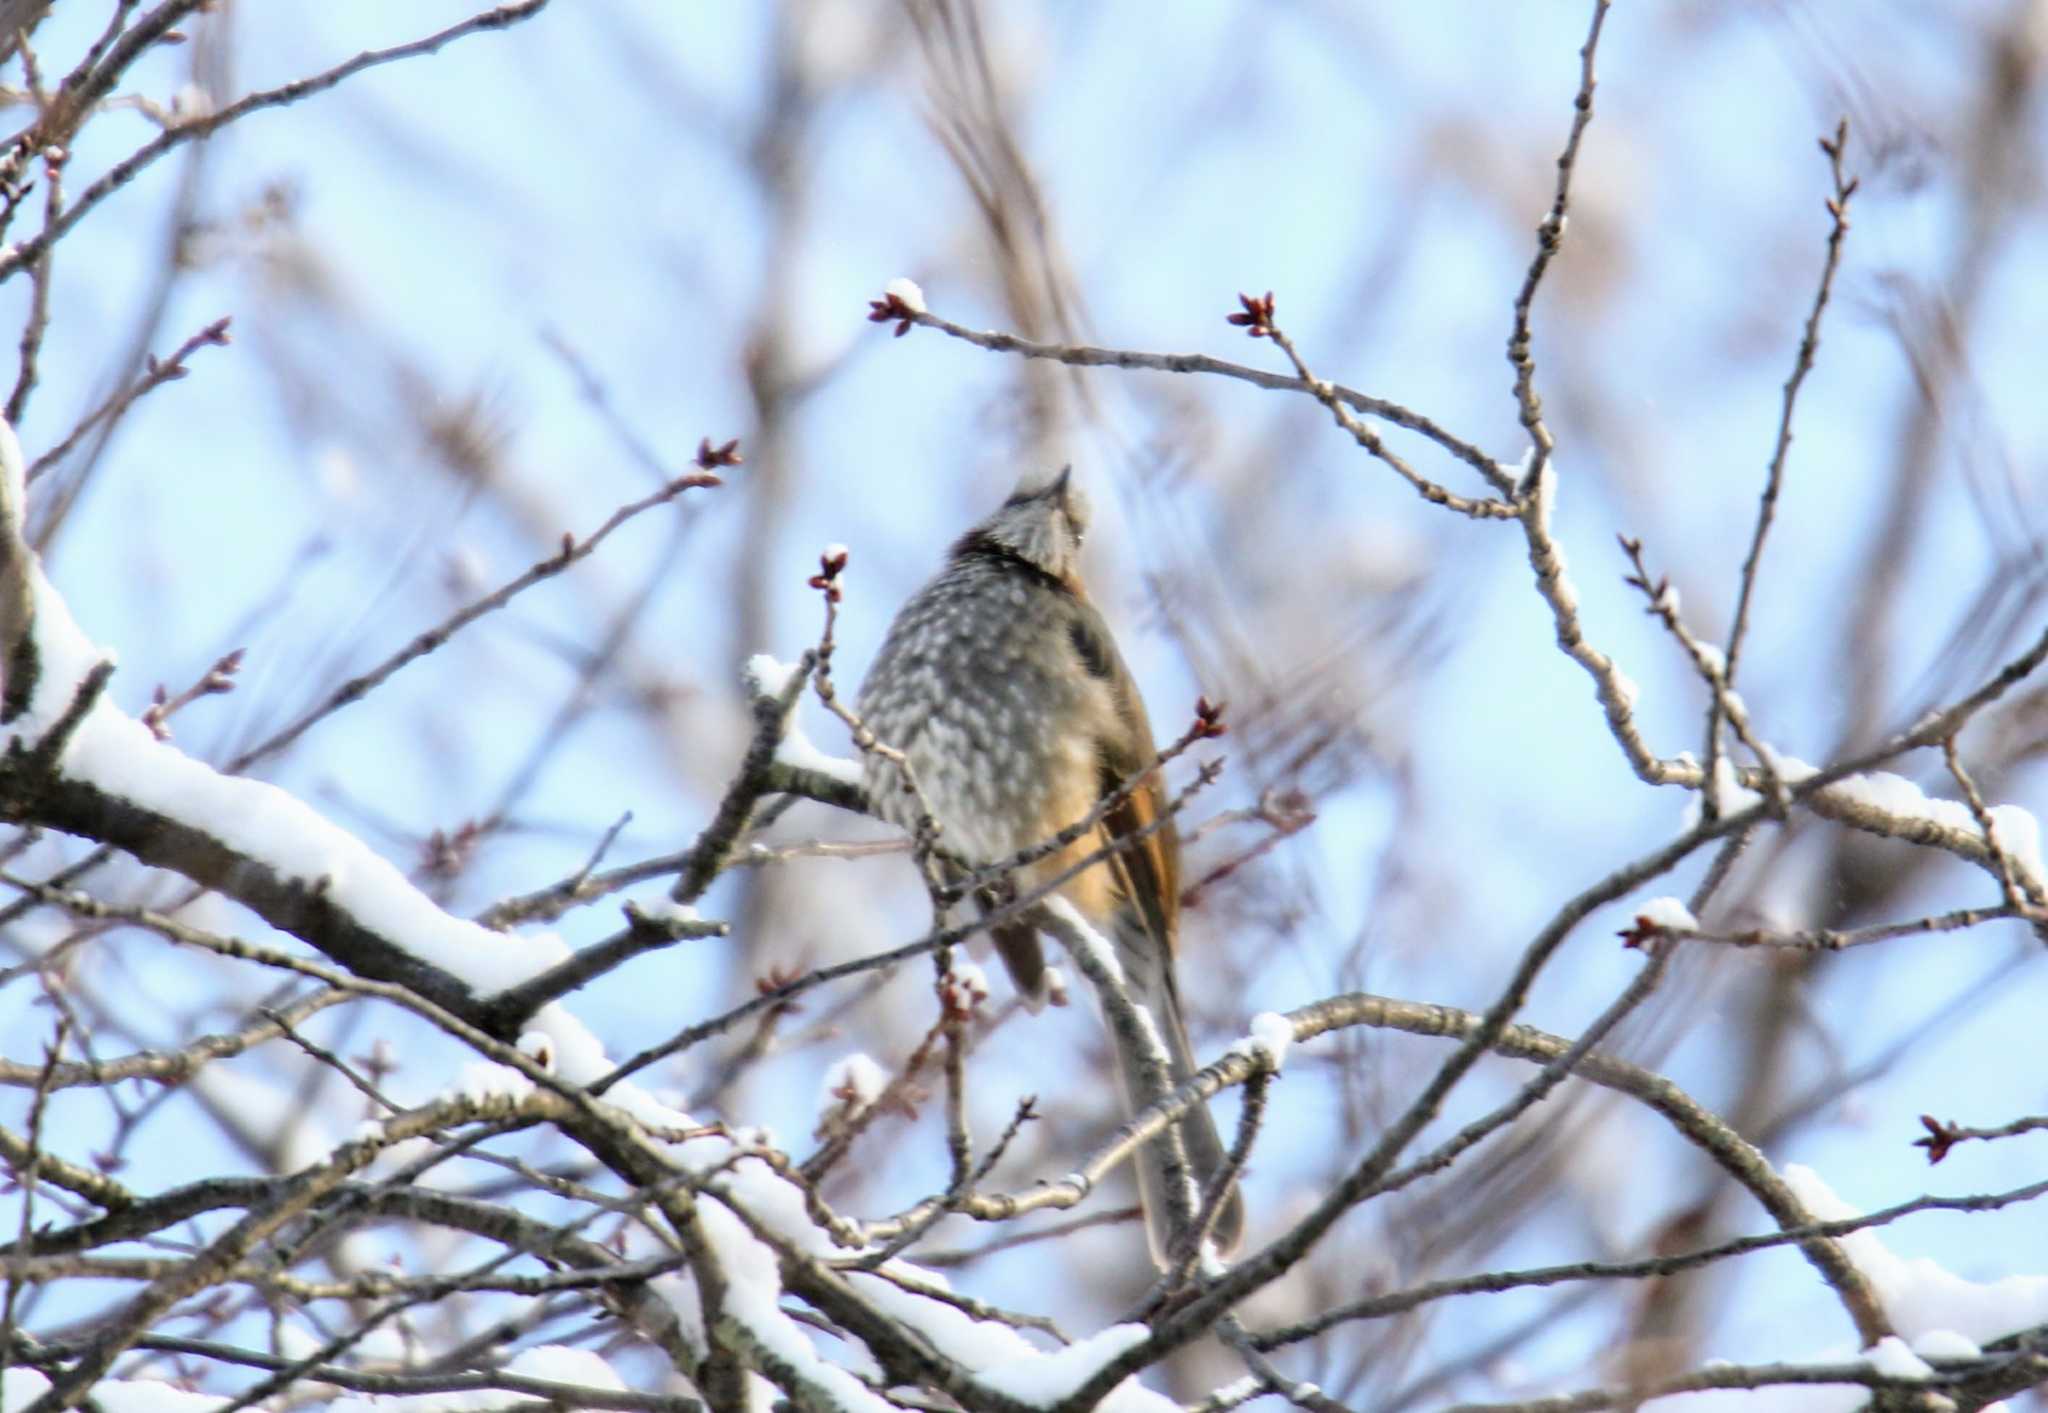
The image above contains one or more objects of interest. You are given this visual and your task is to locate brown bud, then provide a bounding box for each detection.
[1226,290,1277,339]
[695,436,743,469]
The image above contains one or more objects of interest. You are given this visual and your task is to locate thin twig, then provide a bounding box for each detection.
[0,1,556,286]
[1655,902,2024,952]
[1941,734,2028,912]
[888,304,1512,495]
[4,131,59,425]
[0,1018,68,1377]
[1706,120,1858,810]
[22,317,231,483]
[1505,0,1612,492]
[1621,534,1790,816]
[232,468,720,774]
[1259,315,1516,520]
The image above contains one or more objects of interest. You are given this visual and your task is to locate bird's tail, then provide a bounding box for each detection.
[1110,912,1245,1265]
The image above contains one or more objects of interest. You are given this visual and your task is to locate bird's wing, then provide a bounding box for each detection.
[1064,599,1181,957]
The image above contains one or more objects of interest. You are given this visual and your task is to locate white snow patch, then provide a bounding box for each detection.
[1042,896,1124,984]
[884,276,927,313]
[941,960,990,1011]
[820,1052,888,1113]
[517,1030,556,1074]
[1864,1335,1931,1380]
[1912,1329,1980,1360]
[1769,749,1818,782]
[1707,755,1761,817]
[1245,1011,1295,1071]
[503,1345,625,1390]
[8,1371,228,1413]
[1784,1164,2048,1341]
[1039,964,1069,1010]
[1828,771,1976,833]
[454,1060,532,1105]
[775,721,864,787]
[1985,803,2046,893]
[973,1323,1174,1410]
[636,896,700,925]
[744,652,802,700]
[1635,896,1698,932]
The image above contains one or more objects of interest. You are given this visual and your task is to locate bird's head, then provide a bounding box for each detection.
[965,465,1091,586]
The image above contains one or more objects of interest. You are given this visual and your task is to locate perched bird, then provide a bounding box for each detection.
[856,466,1244,1262]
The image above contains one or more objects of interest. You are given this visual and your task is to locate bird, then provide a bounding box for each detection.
[856,465,1244,1263]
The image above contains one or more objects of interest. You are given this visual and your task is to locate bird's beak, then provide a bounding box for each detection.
[1049,463,1073,501]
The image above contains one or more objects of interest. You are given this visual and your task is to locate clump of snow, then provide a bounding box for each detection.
[973,1323,1173,1410]
[503,1345,625,1390]
[1829,771,1978,833]
[744,652,803,700]
[1040,965,1070,1009]
[1912,1329,1980,1360]
[1821,774,2046,893]
[1707,756,1761,818]
[1042,896,1124,984]
[1760,747,1819,784]
[637,897,700,924]
[775,720,864,787]
[6,1369,231,1413]
[883,276,927,314]
[3,1368,51,1412]
[517,1030,555,1074]
[169,83,213,122]
[1635,896,1698,932]
[941,961,990,1012]
[1985,803,2047,893]
[1863,1336,1931,1380]
[819,1052,888,1114]
[1783,1164,2048,1341]
[741,652,865,785]
[1240,1011,1295,1071]
[455,1060,533,1105]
